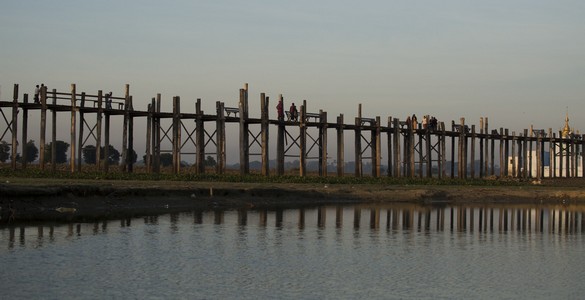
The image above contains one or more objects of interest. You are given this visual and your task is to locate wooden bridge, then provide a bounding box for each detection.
[1,83,583,179]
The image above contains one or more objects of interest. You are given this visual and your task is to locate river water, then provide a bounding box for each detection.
[1,203,584,299]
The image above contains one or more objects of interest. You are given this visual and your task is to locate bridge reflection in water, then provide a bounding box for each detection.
[2,204,584,249]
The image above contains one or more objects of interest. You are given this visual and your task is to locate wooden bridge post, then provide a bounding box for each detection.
[354,116,362,177]
[261,93,270,176]
[499,128,504,177]
[536,128,542,180]
[120,84,130,172]
[299,100,307,177]
[425,121,432,178]
[504,129,510,176]
[392,118,401,177]
[11,84,18,170]
[39,85,47,170]
[373,116,381,177]
[276,94,285,176]
[154,94,161,174]
[511,131,517,177]
[470,125,476,178]
[484,117,490,176]
[51,89,57,172]
[517,132,523,178]
[172,96,181,174]
[70,84,76,173]
[77,93,85,172]
[146,100,153,172]
[239,87,249,175]
[387,116,392,177]
[440,122,446,179]
[523,129,528,178]
[20,94,28,169]
[216,101,226,174]
[418,124,423,177]
[336,114,344,176]
[528,126,534,177]
[104,102,111,173]
[450,121,455,178]
[458,118,465,179]
[479,117,484,178]
[196,98,205,174]
[409,120,415,178]
[96,91,103,170]
[127,96,134,173]
[319,110,328,177]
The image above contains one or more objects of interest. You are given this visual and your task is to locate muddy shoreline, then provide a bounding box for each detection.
[1,177,585,223]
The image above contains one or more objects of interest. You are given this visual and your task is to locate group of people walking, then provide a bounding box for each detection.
[406,114,439,131]
[276,99,298,122]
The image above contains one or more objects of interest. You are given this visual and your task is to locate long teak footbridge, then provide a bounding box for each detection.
[0,83,582,179]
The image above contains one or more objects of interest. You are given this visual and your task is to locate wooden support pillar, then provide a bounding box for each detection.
[504,129,510,177]
[484,117,489,176]
[440,122,446,179]
[418,125,423,177]
[104,99,111,173]
[196,98,205,174]
[393,118,401,177]
[528,126,534,177]
[146,100,153,172]
[499,128,504,177]
[277,94,285,176]
[261,94,270,176]
[536,128,542,180]
[425,122,432,178]
[409,120,415,178]
[172,96,181,174]
[120,84,130,172]
[354,116,362,177]
[523,129,528,179]
[470,125,476,178]
[336,114,344,177]
[11,84,18,170]
[70,84,76,173]
[373,116,381,177]
[77,93,85,172]
[39,85,47,170]
[299,100,307,177]
[216,101,226,174]
[450,121,455,178]
[511,132,517,177]
[127,96,134,173]
[319,110,328,177]
[21,94,28,168]
[490,127,495,176]
[154,94,161,173]
[458,118,465,179]
[387,116,393,177]
[96,91,103,169]
[479,117,484,178]
[239,87,249,175]
[549,130,554,178]
[51,89,57,172]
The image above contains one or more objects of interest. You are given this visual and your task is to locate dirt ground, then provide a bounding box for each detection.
[1,177,584,223]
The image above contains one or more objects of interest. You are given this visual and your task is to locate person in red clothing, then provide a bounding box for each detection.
[289,103,298,122]
[276,99,284,121]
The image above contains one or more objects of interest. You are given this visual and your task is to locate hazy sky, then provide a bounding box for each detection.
[2,1,585,160]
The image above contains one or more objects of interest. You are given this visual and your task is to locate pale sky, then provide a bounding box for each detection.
[1,1,585,162]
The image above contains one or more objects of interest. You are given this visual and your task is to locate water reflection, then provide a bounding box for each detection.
[1,203,584,250]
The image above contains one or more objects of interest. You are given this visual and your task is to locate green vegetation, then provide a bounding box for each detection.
[0,166,527,187]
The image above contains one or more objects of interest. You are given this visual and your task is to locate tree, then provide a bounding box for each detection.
[82,145,97,164]
[160,153,173,167]
[0,141,9,162]
[45,140,70,164]
[82,145,120,165]
[204,155,217,167]
[24,140,38,163]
